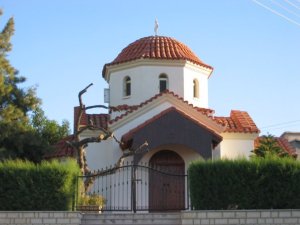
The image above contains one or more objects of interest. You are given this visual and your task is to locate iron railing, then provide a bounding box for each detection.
[76,162,189,212]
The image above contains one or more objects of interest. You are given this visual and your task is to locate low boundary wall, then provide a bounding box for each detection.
[0,212,82,225]
[1,210,300,225]
[181,210,300,225]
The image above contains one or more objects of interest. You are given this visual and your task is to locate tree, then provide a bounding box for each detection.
[69,83,148,192]
[0,106,70,163]
[0,10,39,132]
[31,107,70,146]
[251,134,290,158]
[0,10,70,162]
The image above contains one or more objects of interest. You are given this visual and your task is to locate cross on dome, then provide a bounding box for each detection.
[154,19,159,36]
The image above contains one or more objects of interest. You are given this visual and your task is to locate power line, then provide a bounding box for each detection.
[261,120,300,129]
[251,0,300,27]
[270,0,300,18]
[283,0,300,10]
[260,125,300,132]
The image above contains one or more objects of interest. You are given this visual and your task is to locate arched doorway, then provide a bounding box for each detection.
[149,150,185,211]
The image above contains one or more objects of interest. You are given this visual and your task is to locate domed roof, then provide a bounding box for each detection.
[102,36,212,77]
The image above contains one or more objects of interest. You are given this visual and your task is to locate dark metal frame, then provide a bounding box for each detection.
[76,162,189,212]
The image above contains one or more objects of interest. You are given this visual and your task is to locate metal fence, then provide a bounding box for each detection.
[76,162,189,212]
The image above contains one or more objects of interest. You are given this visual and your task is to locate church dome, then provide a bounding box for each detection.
[102,36,212,77]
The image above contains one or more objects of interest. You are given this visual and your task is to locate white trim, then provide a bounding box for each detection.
[104,59,213,81]
[109,92,224,134]
[221,132,259,140]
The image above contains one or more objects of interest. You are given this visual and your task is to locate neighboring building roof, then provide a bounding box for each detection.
[276,137,297,156]
[47,108,110,160]
[280,132,300,141]
[102,36,213,77]
[74,106,109,131]
[254,136,297,157]
[44,135,76,159]
[281,131,300,136]
[214,111,260,134]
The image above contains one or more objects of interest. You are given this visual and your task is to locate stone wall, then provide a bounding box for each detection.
[182,210,300,225]
[0,212,82,225]
[1,210,300,225]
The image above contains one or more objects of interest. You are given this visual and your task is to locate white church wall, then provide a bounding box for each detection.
[220,133,257,159]
[111,101,174,137]
[110,110,128,121]
[212,144,221,160]
[84,99,195,187]
[108,64,184,107]
[183,65,209,108]
[80,132,123,171]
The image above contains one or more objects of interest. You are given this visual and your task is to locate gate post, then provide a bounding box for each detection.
[131,163,137,213]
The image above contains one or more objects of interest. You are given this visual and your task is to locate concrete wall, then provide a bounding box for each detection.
[0,212,82,225]
[2,210,300,225]
[181,210,300,225]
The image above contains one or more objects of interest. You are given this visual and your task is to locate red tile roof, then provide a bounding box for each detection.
[74,106,109,131]
[102,36,213,77]
[254,136,297,157]
[276,137,297,157]
[109,104,139,113]
[121,107,222,148]
[44,135,76,159]
[109,91,258,134]
[109,90,214,124]
[214,110,260,133]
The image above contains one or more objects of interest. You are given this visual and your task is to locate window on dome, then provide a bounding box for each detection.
[193,79,199,98]
[159,74,168,93]
[124,76,131,97]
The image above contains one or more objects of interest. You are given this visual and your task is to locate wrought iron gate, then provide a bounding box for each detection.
[76,162,189,212]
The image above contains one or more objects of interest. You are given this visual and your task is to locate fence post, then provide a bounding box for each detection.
[131,163,137,213]
[73,176,79,211]
[187,171,190,210]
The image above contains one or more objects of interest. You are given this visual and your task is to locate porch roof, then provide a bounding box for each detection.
[120,107,223,161]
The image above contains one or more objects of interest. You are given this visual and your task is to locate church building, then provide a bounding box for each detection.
[49,35,262,211]
[83,35,260,172]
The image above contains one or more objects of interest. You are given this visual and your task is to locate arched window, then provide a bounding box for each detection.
[159,74,168,92]
[193,79,199,98]
[123,76,131,97]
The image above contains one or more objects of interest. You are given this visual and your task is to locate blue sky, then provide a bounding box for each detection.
[1,0,300,136]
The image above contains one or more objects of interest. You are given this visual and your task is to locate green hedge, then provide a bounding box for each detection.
[0,159,80,210]
[189,157,300,210]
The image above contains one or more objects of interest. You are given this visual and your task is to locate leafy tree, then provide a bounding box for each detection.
[31,107,70,146]
[0,10,70,162]
[0,108,70,162]
[251,134,290,158]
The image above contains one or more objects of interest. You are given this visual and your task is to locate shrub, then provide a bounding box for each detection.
[0,159,80,210]
[79,193,105,207]
[188,157,300,210]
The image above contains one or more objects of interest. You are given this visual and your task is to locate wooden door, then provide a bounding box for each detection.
[149,150,185,211]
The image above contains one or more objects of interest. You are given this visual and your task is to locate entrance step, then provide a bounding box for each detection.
[82,212,181,225]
